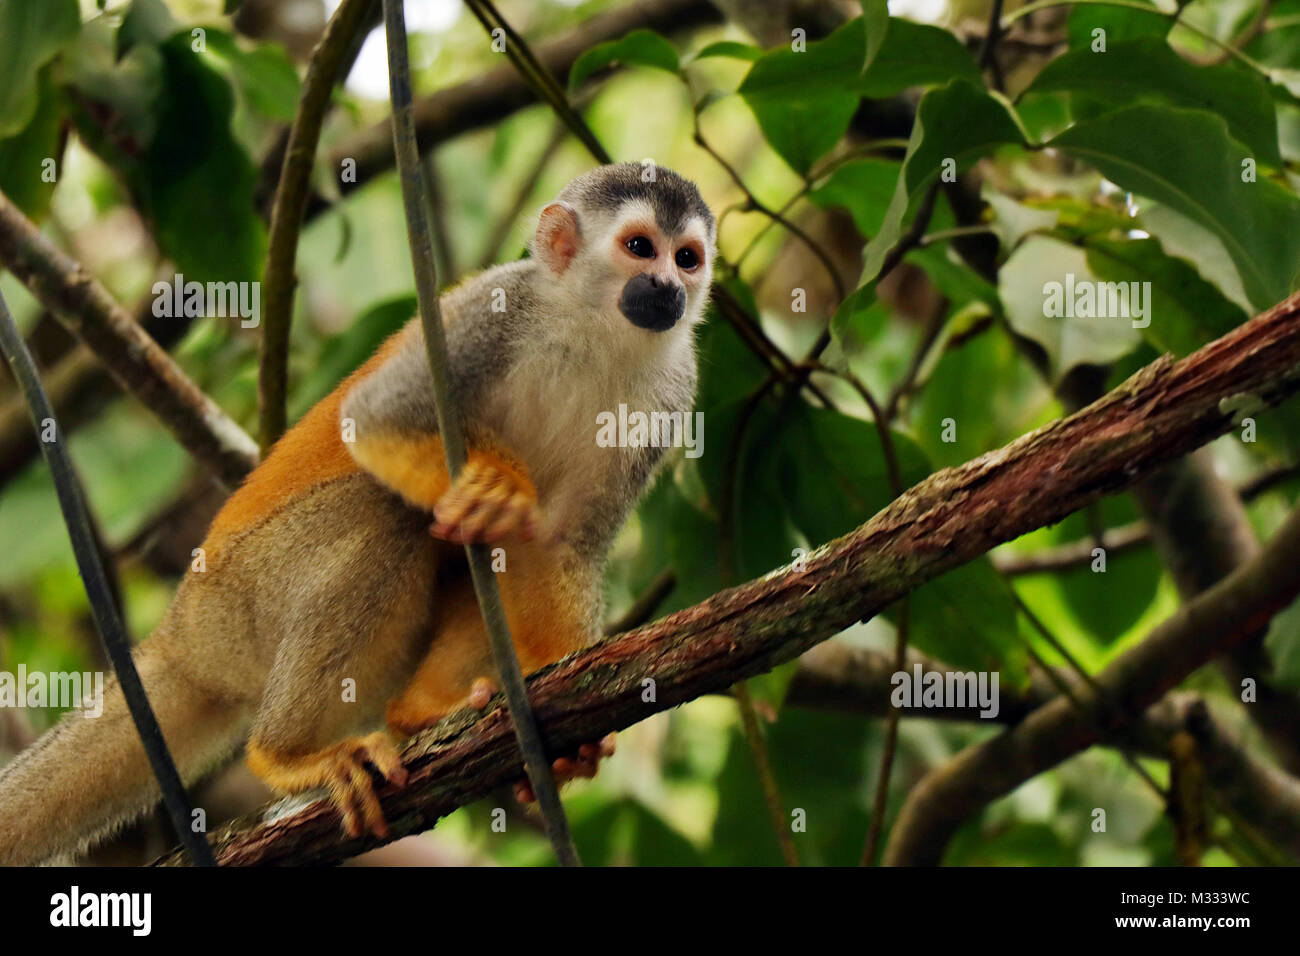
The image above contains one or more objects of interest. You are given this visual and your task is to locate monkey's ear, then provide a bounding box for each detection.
[534,202,581,274]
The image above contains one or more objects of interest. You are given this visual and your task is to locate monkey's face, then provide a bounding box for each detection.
[605,208,712,333]
[533,168,715,340]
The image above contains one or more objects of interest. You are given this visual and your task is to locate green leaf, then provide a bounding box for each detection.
[860,81,1025,288]
[0,67,64,220]
[809,157,901,237]
[1046,497,1160,645]
[709,709,873,866]
[117,0,178,58]
[1024,38,1283,167]
[1084,237,1249,356]
[911,321,1044,468]
[857,18,979,98]
[829,284,889,360]
[690,40,761,62]
[738,18,864,174]
[1051,105,1300,310]
[205,30,302,122]
[779,404,931,547]
[1265,593,1300,690]
[568,28,680,91]
[72,33,265,282]
[1000,236,1143,380]
[901,560,1026,684]
[1067,0,1170,49]
[0,0,79,138]
[860,0,889,72]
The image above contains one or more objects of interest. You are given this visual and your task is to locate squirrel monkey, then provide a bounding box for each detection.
[0,163,715,864]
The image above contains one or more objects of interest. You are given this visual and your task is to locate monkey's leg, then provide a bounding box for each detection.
[244,481,436,839]
[245,596,425,838]
[387,539,616,798]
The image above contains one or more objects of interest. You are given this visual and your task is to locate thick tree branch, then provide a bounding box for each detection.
[883,494,1300,866]
[789,644,1300,860]
[161,290,1300,866]
[0,191,258,488]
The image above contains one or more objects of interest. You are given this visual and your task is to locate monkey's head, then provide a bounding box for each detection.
[530,163,715,337]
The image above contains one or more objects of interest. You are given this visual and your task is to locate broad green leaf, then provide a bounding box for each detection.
[0,0,79,137]
[117,0,177,58]
[1052,105,1300,310]
[906,244,1000,313]
[1024,38,1283,166]
[690,40,761,62]
[779,404,931,548]
[0,67,64,220]
[857,18,980,98]
[860,0,889,72]
[900,560,1027,685]
[1084,237,1249,356]
[861,81,1025,288]
[1045,497,1160,645]
[1067,0,1170,49]
[573,799,704,866]
[568,28,680,91]
[911,321,1045,467]
[698,280,769,411]
[1135,203,1252,312]
[709,709,873,866]
[205,29,302,121]
[738,18,864,174]
[1265,592,1300,690]
[72,34,265,282]
[1000,236,1143,380]
[829,284,889,359]
[809,157,901,237]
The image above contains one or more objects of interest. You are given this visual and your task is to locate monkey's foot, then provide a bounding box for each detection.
[249,732,408,840]
[324,733,409,839]
[514,733,617,804]
[431,457,539,543]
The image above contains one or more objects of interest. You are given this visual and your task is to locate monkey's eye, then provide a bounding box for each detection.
[625,236,655,258]
[675,247,699,270]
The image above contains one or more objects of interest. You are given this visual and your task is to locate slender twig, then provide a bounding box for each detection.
[464,0,613,164]
[693,121,847,302]
[0,288,215,867]
[734,682,800,865]
[260,0,378,454]
[977,0,1007,91]
[478,121,569,269]
[381,0,581,867]
[861,599,909,864]
[1014,594,1165,795]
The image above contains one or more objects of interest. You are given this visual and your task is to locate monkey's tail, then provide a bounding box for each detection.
[0,632,249,866]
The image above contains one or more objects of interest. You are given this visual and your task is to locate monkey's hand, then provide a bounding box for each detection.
[513,733,618,804]
[432,455,540,543]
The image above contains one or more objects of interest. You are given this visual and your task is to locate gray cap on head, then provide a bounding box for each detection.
[558,162,715,238]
